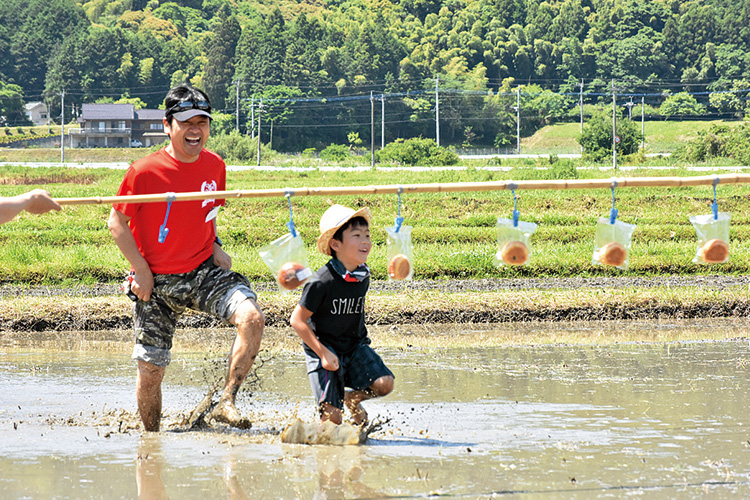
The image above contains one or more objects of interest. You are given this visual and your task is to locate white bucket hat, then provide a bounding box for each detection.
[317,204,372,255]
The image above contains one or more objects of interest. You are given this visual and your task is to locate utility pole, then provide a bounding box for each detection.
[625,96,635,121]
[370,91,375,168]
[256,98,262,167]
[435,77,440,147]
[579,79,584,153]
[612,80,617,171]
[516,87,521,155]
[60,90,65,163]
[252,96,257,138]
[641,95,645,150]
[234,80,240,131]
[381,94,385,149]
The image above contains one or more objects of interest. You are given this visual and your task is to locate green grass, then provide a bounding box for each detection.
[520,119,746,154]
[1,162,750,285]
[0,146,149,164]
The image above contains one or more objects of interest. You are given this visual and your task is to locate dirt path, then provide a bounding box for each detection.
[2,274,747,297]
[1,275,748,332]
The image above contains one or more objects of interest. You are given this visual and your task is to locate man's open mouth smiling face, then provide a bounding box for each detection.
[163,115,211,163]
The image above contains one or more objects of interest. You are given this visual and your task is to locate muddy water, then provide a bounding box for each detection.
[2,321,750,499]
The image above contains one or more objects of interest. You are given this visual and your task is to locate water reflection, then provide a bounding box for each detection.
[136,434,256,500]
[134,433,384,499]
[308,446,380,499]
[223,456,251,500]
[136,435,168,500]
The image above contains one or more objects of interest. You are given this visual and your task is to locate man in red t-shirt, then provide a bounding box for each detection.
[108,85,264,432]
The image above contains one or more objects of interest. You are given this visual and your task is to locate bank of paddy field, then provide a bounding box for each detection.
[2,275,750,335]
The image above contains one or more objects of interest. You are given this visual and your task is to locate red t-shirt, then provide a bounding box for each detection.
[112,148,226,274]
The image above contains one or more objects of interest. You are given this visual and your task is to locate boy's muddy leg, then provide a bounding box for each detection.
[345,375,395,426]
[344,392,369,426]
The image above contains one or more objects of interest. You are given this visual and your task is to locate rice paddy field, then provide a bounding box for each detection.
[3,154,750,499]
[1,159,750,287]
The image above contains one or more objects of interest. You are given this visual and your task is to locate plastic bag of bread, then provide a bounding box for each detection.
[258,232,313,292]
[689,212,730,264]
[385,225,414,280]
[592,218,636,270]
[493,218,537,268]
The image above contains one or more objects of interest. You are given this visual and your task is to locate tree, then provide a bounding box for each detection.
[151,2,209,38]
[659,92,706,119]
[709,79,750,118]
[283,15,327,89]
[202,5,240,109]
[519,84,567,134]
[95,94,147,109]
[549,0,590,42]
[483,78,518,148]
[234,8,286,93]
[661,2,717,73]
[0,81,27,126]
[596,30,671,81]
[1,0,88,93]
[139,58,155,85]
[579,109,641,161]
[259,85,304,150]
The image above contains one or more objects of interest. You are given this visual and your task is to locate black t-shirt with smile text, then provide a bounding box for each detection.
[298,260,369,355]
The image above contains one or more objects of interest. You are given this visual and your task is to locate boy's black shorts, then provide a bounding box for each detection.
[304,340,394,411]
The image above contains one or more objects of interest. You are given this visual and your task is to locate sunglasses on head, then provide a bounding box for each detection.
[166,99,211,115]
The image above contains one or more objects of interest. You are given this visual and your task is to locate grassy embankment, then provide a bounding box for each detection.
[519,119,740,155]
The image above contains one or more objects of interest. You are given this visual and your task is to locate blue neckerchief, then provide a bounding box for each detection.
[329,257,370,282]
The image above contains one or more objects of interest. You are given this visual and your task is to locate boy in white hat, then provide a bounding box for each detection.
[290,204,394,425]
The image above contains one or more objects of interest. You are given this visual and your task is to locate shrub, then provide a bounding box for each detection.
[675,123,750,164]
[209,112,235,136]
[658,92,706,118]
[320,143,350,162]
[375,138,459,166]
[537,156,579,179]
[578,110,641,162]
[206,130,271,163]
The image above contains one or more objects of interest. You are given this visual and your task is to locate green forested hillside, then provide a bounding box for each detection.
[1,0,749,151]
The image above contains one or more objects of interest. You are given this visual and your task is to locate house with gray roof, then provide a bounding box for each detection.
[69,103,168,148]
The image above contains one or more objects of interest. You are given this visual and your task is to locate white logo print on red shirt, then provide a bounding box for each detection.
[201,180,217,208]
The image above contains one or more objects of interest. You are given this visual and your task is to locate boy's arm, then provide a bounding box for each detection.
[108,207,154,301]
[290,304,340,371]
[0,190,61,224]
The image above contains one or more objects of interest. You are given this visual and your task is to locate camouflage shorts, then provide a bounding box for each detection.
[131,257,257,367]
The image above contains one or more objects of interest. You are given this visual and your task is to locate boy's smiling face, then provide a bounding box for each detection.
[330,222,371,271]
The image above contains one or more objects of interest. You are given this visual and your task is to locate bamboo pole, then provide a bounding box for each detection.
[54,173,750,206]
